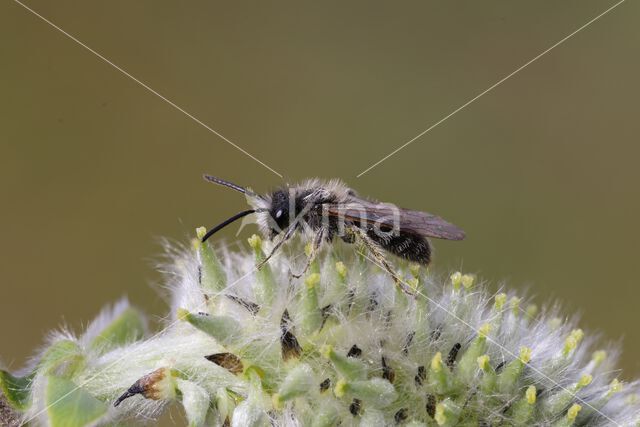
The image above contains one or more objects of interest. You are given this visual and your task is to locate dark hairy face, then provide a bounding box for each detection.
[269,190,290,235]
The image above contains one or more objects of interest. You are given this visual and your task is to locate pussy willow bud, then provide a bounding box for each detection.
[2,229,639,426]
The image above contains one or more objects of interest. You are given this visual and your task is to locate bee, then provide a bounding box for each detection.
[201,175,465,295]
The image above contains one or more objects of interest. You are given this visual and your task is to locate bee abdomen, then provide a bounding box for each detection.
[367,231,431,265]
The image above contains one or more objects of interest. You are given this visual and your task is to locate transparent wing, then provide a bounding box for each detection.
[325,197,465,241]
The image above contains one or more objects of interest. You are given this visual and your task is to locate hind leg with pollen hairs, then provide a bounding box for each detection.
[346,226,416,296]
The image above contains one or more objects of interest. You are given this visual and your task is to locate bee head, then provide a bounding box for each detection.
[268,190,290,236]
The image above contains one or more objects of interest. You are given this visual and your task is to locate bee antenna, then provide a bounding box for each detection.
[203,174,267,202]
[203,175,248,194]
[201,209,257,243]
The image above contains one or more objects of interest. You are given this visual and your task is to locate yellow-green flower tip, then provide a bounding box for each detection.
[510,297,521,316]
[567,403,581,420]
[305,273,321,289]
[434,403,446,425]
[549,317,562,331]
[409,263,420,277]
[519,347,532,364]
[431,352,443,372]
[477,354,490,371]
[526,385,536,405]
[571,329,584,343]
[610,378,622,394]
[564,329,584,356]
[407,277,419,292]
[578,374,593,389]
[191,237,201,251]
[450,272,462,290]
[272,393,284,410]
[304,242,313,257]
[248,234,262,250]
[334,379,348,398]
[176,308,190,321]
[478,323,491,339]
[494,293,507,310]
[592,350,607,366]
[461,274,475,289]
[564,337,577,355]
[335,261,347,280]
[526,304,538,319]
[320,345,333,359]
[196,226,207,241]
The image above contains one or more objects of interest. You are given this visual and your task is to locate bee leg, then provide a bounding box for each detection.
[256,224,297,270]
[290,228,325,279]
[340,231,356,244]
[348,226,416,297]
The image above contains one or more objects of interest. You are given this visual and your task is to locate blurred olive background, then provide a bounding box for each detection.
[2,0,639,389]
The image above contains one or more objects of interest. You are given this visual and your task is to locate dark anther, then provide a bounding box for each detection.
[281,329,302,360]
[402,331,415,355]
[446,342,462,369]
[495,361,506,373]
[349,398,362,416]
[430,326,442,342]
[501,402,512,414]
[381,356,395,384]
[320,304,332,330]
[225,294,260,315]
[319,378,331,393]
[367,295,378,313]
[114,368,167,407]
[415,365,426,387]
[346,289,355,314]
[426,394,436,419]
[280,309,292,330]
[280,309,301,360]
[394,408,408,424]
[347,344,362,358]
[205,352,243,375]
[384,310,393,327]
[114,387,141,407]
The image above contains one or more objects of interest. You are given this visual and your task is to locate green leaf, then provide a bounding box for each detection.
[46,376,107,427]
[40,340,85,378]
[89,307,146,353]
[0,370,34,410]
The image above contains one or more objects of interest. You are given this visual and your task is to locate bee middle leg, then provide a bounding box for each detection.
[347,226,416,296]
[290,227,326,279]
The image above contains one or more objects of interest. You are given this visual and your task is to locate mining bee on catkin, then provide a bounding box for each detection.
[201,175,465,295]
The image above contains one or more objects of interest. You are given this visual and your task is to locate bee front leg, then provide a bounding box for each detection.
[256,224,297,270]
[347,226,416,297]
[290,227,325,279]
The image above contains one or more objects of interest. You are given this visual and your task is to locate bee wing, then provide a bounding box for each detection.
[395,208,465,240]
[325,198,465,241]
